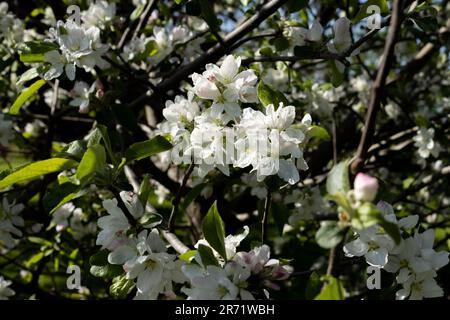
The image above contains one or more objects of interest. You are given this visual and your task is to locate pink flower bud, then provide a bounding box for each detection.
[354,173,379,202]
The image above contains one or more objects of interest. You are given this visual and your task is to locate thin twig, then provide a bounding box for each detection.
[168,162,195,231]
[262,191,272,244]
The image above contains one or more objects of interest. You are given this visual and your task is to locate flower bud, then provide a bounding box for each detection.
[354,173,378,202]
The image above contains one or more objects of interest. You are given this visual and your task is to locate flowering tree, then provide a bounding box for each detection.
[0,0,449,301]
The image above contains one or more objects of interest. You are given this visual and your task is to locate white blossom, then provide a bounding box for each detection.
[0,197,24,249]
[0,276,15,300]
[96,192,144,250]
[44,20,109,81]
[81,1,116,29]
[69,81,96,113]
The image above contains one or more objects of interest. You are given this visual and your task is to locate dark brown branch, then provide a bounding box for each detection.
[350,0,404,174]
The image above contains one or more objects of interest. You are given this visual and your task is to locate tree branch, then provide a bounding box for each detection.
[350,0,404,174]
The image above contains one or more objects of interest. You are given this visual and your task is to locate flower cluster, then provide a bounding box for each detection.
[0,276,15,300]
[96,191,186,299]
[81,0,116,29]
[44,19,109,81]
[413,127,441,164]
[122,25,191,64]
[0,197,24,249]
[51,202,96,240]
[0,2,23,46]
[344,201,449,300]
[158,55,312,185]
[182,228,291,300]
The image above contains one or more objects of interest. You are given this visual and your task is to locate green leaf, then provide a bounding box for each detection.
[285,0,308,13]
[259,47,273,56]
[124,136,172,164]
[0,158,77,189]
[199,0,221,33]
[202,201,227,260]
[76,145,106,183]
[293,46,316,59]
[257,80,289,108]
[26,252,45,267]
[130,4,145,21]
[378,218,401,245]
[273,37,290,52]
[20,41,58,63]
[314,275,344,300]
[307,125,330,141]
[329,60,344,87]
[9,79,46,114]
[44,182,83,214]
[198,244,220,267]
[90,264,123,278]
[89,249,109,266]
[186,0,201,16]
[305,271,323,299]
[326,160,350,196]
[138,174,151,207]
[110,274,135,298]
[353,0,388,23]
[315,221,345,249]
[138,212,163,228]
[17,68,39,86]
[179,250,197,262]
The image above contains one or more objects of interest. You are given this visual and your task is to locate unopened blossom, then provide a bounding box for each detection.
[0,197,24,249]
[327,17,352,54]
[0,276,15,300]
[69,81,96,113]
[0,112,14,146]
[354,173,379,202]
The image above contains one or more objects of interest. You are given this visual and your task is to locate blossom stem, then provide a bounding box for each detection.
[167,162,195,232]
[262,191,272,244]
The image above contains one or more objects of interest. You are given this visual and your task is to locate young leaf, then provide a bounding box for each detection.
[0,158,77,189]
[198,244,220,267]
[76,145,106,183]
[178,250,198,263]
[326,160,350,196]
[353,0,388,23]
[17,68,39,86]
[124,136,172,164]
[315,221,345,249]
[257,81,288,107]
[314,275,344,300]
[202,201,227,260]
[10,79,46,114]
[110,275,135,298]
